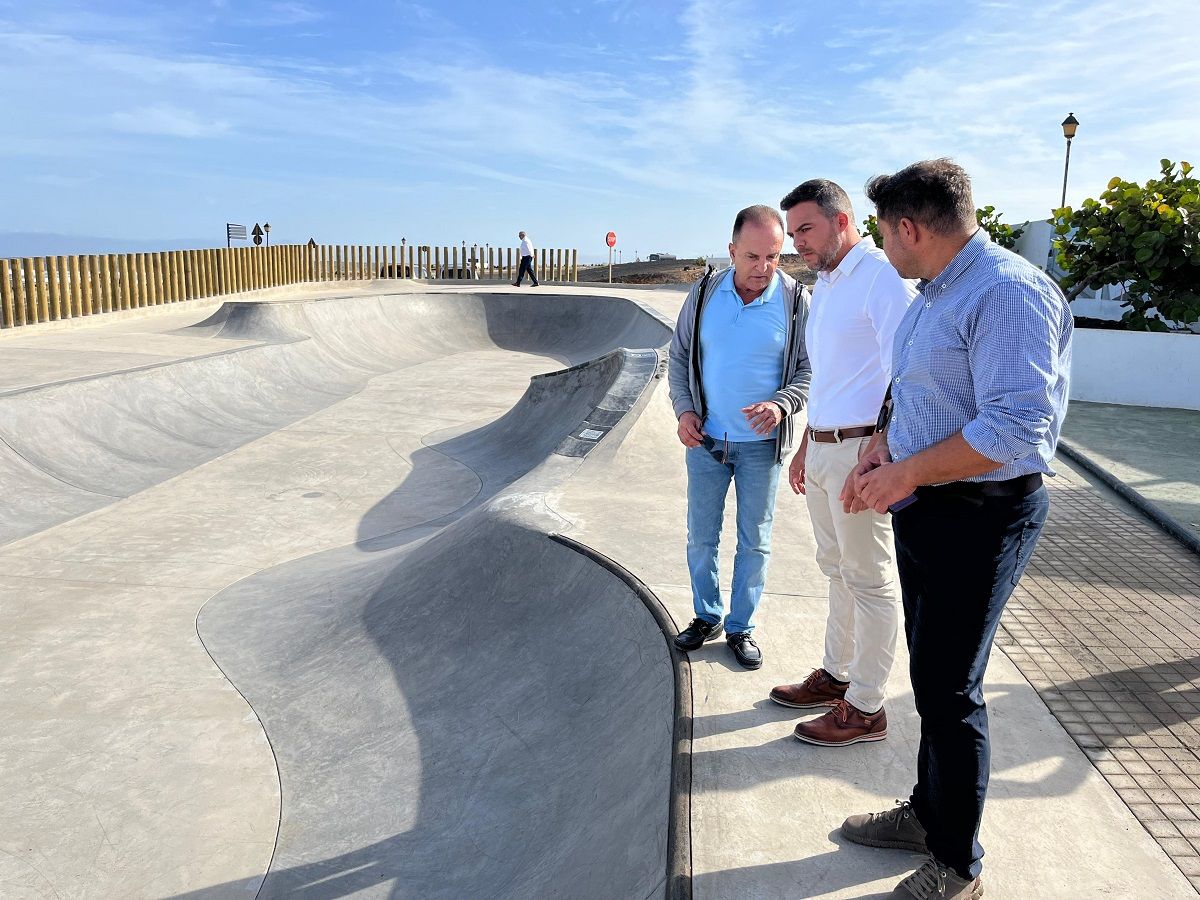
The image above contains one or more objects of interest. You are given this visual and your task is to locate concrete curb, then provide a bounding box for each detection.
[549,533,692,900]
[1058,438,1200,558]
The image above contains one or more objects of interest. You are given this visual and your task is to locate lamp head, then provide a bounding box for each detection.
[1061,113,1079,140]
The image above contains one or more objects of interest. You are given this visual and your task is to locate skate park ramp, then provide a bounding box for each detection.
[0,290,679,898]
[0,292,670,544]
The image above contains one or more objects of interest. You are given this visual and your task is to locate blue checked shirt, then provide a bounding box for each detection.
[888,229,1073,482]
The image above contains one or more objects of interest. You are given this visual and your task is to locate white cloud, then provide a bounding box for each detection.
[109,104,231,138]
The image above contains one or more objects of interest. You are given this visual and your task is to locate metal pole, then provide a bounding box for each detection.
[608,246,612,284]
[1061,138,1073,209]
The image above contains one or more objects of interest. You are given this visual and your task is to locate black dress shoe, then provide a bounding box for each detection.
[727,632,762,669]
[674,617,723,652]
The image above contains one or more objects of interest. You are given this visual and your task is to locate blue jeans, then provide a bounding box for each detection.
[893,483,1049,881]
[685,438,782,635]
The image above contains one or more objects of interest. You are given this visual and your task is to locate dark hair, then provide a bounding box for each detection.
[864,159,976,235]
[732,204,784,243]
[779,179,854,219]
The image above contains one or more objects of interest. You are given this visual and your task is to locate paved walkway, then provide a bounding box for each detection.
[1016,401,1200,891]
[1061,400,1200,542]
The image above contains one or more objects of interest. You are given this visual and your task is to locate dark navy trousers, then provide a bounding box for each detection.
[893,483,1049,880]
[515,254,538,285]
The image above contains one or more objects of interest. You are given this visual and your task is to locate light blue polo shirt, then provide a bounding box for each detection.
[698,269,788,443]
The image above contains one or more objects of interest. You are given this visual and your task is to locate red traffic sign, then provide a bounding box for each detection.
[606,231,617,248]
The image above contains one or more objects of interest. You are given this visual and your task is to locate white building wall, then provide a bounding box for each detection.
[1071,330,1200,410]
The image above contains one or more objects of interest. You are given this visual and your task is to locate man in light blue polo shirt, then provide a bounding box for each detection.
[668,205,811,669]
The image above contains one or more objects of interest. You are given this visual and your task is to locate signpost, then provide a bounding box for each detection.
[226,223,247,248]
[251,223,264,247]
[606,231,617,284]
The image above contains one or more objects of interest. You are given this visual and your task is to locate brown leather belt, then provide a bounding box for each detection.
[809,425,876,444]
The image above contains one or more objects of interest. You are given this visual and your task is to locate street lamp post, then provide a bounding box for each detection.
[263,222,271,247]
[1060,114,1079,209]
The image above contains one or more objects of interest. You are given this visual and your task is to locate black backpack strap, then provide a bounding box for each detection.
[875,381,894,433]
[690,266,716,418]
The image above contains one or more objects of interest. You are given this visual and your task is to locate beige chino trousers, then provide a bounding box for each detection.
[803,435,899,714]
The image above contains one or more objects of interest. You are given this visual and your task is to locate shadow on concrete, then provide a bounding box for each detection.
[1044,654,1200,744]
[690,835,918,900]
[691,684,1093,802]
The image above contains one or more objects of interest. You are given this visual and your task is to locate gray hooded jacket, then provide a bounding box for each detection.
[668,266,812,464]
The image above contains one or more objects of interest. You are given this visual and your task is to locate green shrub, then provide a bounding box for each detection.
[1054,159,1199,330]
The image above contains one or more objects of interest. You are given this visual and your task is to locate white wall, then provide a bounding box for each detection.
[1013,220,1056,271]
[1072,330,1200,409]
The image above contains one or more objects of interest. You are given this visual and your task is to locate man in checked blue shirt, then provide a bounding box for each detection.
[836,160,1072,900]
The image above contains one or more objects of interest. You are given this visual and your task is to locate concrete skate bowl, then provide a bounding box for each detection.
[188,296,681,897]
[0,292,672,545]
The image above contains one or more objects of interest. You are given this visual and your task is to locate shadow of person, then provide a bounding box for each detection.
[1042,653,1200,747]
[689,832,920,900]
[690,683,1093,800]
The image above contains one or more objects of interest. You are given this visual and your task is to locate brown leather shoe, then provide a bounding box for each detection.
[769,668,849,709]
[793,699,887,746]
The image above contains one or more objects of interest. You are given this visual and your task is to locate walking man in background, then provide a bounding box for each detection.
[512,230,539,287]
[667,205,811,670]
[838,159,1072,900]
[770,179,916,746]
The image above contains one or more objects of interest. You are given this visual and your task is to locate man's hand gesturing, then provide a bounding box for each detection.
[742,400,783,436]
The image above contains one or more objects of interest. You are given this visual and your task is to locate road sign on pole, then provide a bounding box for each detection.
[606,231,617,283]
[226,223,247,248]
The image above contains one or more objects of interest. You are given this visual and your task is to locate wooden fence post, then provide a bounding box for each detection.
[96,255,111,313]
[117,254,130,309]
[47,256,64,319]
[147,253,158,305]
[78,256,92,315]
[0,258,14,328]
[155,253,167,304]
[10,258,28,325]
[166,251,175,301]
[163,252,176,303]
[173,250,184,301]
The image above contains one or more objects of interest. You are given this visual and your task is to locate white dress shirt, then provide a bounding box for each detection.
[519,237,534,257]
[805,237,917,428]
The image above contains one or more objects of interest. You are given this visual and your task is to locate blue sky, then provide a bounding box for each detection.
[2,0,1198,261]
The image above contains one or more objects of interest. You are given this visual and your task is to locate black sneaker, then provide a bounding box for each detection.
[674,617,723,652]
[727,632,762,669]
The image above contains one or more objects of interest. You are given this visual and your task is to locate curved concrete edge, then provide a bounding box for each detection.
[190,598,284,899]
[1058,438,1200,558]
[549,533,693,900]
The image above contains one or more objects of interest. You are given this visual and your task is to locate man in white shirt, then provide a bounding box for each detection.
[512,231,540,287]
[770,179,917,745]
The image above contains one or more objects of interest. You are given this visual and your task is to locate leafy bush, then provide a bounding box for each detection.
[862,214,882,245]
[976,206,1024,249]
[1053,159,1199,330]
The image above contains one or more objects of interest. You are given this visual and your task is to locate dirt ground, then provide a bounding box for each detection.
[576,255,816,287]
